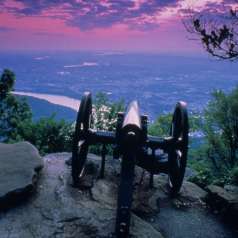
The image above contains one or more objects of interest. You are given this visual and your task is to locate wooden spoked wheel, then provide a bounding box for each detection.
[72,92,92,186]
[168,101,189,195]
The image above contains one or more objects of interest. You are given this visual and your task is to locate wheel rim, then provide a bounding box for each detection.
[72,92,92,185]
[168,101,189,195]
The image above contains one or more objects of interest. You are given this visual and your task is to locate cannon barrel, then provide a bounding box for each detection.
[122,101,141,129]
[115,101,142,237]
[121,101,142,147]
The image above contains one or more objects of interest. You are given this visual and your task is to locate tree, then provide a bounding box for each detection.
[0,69,16,98]
[19,115,73,154]
[0,69,73,154]
[148,113,201,137]
[186,2,238,60]
[0,69,32,142]
[189,86,238,186]
[204,88,238,170]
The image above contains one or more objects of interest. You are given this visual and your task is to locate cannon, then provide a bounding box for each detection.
[72,92,189,238]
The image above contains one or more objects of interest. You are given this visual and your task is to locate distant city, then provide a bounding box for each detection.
[0,51,237,121]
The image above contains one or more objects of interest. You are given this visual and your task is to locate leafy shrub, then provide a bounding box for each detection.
[91,92,125,131]
[18,115,74,154]
[148,112,202,137]
[188,161,214,188]
[89,92,125,155]
[189,87,238,187]
[0,86,32,142]
[148,114,172,136]
[201,87,238,185]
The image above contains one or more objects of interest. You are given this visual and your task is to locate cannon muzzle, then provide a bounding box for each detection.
[121,101,142,148]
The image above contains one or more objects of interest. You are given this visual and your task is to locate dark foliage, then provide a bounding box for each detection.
[186,2,238,60]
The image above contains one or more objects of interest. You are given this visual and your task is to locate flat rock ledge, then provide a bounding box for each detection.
[205,185,238,226]
[0,152,237,238]
[0,142,43,210]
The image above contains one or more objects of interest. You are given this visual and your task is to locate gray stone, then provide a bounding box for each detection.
[206,185,238,226]
[224,185,238,195]
[132,173,207,216]
[179,181,208,202]
[0,153,236,238]
[0,142,43,210]
[0,153,163,238]
[206,185,238,204]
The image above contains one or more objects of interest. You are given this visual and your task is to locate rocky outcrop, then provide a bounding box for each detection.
[206,185,238,226]
[0,153,163,238]
[0,142,43,210]
[0,152,237,238]
[224,185,238,194]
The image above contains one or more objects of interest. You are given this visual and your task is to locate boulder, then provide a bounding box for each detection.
[206,185,238,225]
[224,185,238,195]
[0,142,43,210]
[206,185,238,206]
[179,181,208,202]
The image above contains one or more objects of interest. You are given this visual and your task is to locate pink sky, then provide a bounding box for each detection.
[0,0,234,53]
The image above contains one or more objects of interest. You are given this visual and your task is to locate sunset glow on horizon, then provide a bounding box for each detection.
[0,0,235,53]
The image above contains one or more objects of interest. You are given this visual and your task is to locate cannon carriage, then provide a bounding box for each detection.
[72,92,189,238]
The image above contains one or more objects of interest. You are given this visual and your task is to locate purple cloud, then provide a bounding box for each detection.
[1,0,179,30]
[2,0,232,31]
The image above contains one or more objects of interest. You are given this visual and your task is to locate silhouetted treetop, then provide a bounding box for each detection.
[186,1,238,60]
